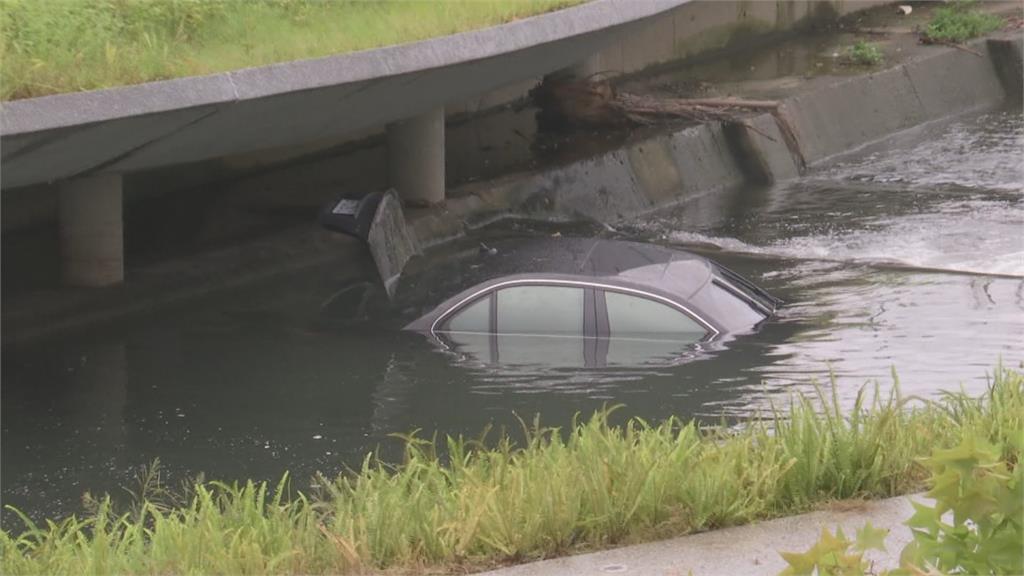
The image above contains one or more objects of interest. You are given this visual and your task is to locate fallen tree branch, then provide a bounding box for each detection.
[532,77,782,128]
[932,40,984,57]
[650,97,781,110]
[531,76,807,172]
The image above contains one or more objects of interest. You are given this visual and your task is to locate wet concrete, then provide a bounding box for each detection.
[475,494,930,576]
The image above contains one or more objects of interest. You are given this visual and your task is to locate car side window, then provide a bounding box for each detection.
[604,290,706,339]
[445,295,491,333]
[496,285,584,335]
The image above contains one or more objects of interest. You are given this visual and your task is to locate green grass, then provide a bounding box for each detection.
[845,41,883,66]
[2,366,1021,575]
[923,0,1004,44]
[0,0,584,101]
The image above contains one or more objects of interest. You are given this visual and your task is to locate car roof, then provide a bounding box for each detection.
[397,236,716,324]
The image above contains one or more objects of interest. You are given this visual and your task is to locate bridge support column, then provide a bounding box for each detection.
[387,107,445,206]
[566,53,602,79]
[58,173,124,287]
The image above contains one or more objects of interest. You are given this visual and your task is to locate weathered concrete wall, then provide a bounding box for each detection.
[786,37,1017,165]
[243,0,890,171]
[409,33,1022,248]
[0,1,887,239]
[588,0,876,77]
[988,37,1024,102]
[205,0,890,192]
[450,1,890,114]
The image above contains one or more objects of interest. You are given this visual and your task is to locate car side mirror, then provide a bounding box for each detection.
[320,189,421,298]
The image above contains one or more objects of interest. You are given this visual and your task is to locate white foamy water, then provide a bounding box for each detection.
[668,198,1024,278]
[824,108,1024,194]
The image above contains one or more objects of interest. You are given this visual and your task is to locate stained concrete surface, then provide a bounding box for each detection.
[476,494,929,576]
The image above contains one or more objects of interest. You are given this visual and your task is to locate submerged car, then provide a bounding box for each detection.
[320,193,779,367]
[394,236,780,367]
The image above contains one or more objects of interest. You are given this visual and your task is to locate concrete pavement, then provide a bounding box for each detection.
[476,493,929,576]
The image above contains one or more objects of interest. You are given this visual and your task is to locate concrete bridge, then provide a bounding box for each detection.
[2,0,890,289]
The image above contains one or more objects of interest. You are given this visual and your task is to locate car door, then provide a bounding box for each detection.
[596,289,709,365]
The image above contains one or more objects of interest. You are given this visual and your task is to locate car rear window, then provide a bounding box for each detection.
[446,296,490,332]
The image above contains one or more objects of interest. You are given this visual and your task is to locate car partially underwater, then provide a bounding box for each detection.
[321,191,780,368]
[399,236,779,367]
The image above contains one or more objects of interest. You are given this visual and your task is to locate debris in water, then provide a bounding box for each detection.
[897,5,912,15]
[531,75,780,128]
[530,76,806,171]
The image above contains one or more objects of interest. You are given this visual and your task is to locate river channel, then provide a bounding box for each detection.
[2,106,1021,525]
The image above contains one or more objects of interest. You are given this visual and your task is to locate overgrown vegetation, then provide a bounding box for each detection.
[2,367,1021,575]
[778,433,1022,575]
[845,41,883,66]
[922,0,1004,44]
[0,0,583,101]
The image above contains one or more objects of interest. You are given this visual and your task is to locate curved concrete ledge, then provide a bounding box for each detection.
[1,0,687,189]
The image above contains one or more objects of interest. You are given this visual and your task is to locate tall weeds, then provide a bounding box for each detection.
[3,367,1021,575]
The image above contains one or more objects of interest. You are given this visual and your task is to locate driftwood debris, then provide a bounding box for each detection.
[531,76,781,128]
[531,76,807,170]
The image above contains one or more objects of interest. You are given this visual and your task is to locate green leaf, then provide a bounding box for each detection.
[905,501,940,533]
[778,549,817,575]
[854,521,888,552]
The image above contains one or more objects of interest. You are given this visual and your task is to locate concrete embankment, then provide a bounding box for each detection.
[410,33,1024,247]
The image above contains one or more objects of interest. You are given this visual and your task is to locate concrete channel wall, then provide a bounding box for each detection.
[192,0,892,198]
[1,1,886,233]
[0,0,888,294]
[409,35,1024,247]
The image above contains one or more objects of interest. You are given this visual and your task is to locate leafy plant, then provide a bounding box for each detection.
[901,435,1023,574]
[846,41,883,66]
[923,0,1003,44]
[2,367,1021,575]
[778,432,1024,575]
[779,523,888,576]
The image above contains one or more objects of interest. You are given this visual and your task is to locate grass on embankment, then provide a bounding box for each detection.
[923,0,1004,44]
[2,367,1022,575]
[0,0,584,101]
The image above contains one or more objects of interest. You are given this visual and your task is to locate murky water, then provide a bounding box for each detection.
[3,106,1022,526]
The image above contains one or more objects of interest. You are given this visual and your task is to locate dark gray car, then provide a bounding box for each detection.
[398,236,779,367]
